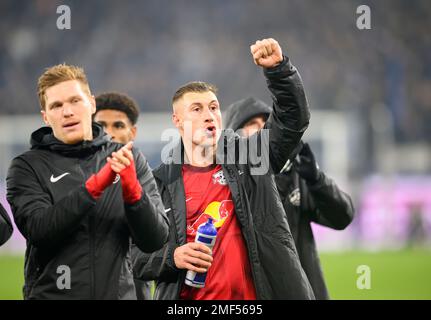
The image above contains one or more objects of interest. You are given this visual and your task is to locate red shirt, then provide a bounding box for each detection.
[179,164,256,300]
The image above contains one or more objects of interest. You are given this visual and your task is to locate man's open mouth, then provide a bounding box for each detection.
[63,121,80,129]
[205,126,217,136]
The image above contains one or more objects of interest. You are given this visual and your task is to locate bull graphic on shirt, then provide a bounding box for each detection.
[188,200,234,235]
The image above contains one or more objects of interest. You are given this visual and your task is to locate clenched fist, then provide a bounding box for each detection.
[250,38,283,68]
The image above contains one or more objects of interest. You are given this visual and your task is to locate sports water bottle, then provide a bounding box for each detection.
[185,217,217,288]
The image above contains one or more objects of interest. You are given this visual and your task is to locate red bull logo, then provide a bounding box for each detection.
[189,200,234,235]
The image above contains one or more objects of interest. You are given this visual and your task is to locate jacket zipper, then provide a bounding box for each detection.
[167,180,186,299]
[224,165,263,299]
[79,158,96,300]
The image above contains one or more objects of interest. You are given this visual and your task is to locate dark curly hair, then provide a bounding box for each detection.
[95,92,139,125]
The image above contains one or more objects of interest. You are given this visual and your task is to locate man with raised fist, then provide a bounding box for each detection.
[133,38,315,300]
[6,64,169,300]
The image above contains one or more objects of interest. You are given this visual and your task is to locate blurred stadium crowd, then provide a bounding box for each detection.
[1,0,430,144]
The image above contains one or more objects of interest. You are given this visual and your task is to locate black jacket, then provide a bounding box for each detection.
[0,203,13,246]
[224,97,355,299]
[224,97,272,134]
[6,123,169,300]
[133,57,315,300]
[275,168,354,299]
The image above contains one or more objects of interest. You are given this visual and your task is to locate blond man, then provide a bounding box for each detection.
[6,64,169,300]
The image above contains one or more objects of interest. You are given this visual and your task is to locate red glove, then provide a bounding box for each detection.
[85,162,117,199]
[107,142,143,204]
[119,157,142,204]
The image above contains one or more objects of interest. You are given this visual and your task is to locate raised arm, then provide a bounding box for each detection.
[250,38,310,174]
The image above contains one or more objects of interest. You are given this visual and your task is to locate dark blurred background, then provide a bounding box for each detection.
[1,0,430,142]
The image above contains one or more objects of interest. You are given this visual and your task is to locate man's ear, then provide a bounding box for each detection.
[41,110,50,126]
[90,95,96,115]
[130,126,137,140]
[172,113,182,129]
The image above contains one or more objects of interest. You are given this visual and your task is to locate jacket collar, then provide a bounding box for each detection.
[30,122,109,157]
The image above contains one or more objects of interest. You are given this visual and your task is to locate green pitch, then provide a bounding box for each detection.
[1,249,430,300]
[0,255,24,300]
[319,249,431,299]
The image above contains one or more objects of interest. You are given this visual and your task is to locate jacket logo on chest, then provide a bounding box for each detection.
[212,170,227,186]
[289,188,301,206]
[50,172,70,183]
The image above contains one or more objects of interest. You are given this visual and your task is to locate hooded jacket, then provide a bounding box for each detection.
[0,203,13,246]
[224,97,355,299]
[6,123,169,300]
[224,97,272,134]
[132,57,316,300]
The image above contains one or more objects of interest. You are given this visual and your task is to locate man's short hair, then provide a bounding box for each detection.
[37,63,91,110]
[172,81,218,105]
[95,92,140,125]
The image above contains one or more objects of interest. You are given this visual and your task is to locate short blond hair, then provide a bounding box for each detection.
[172,81,218,105]
[37,63,91,110]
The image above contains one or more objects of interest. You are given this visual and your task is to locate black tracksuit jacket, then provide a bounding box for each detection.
[6,123,169,299]
[274,168,354,299]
